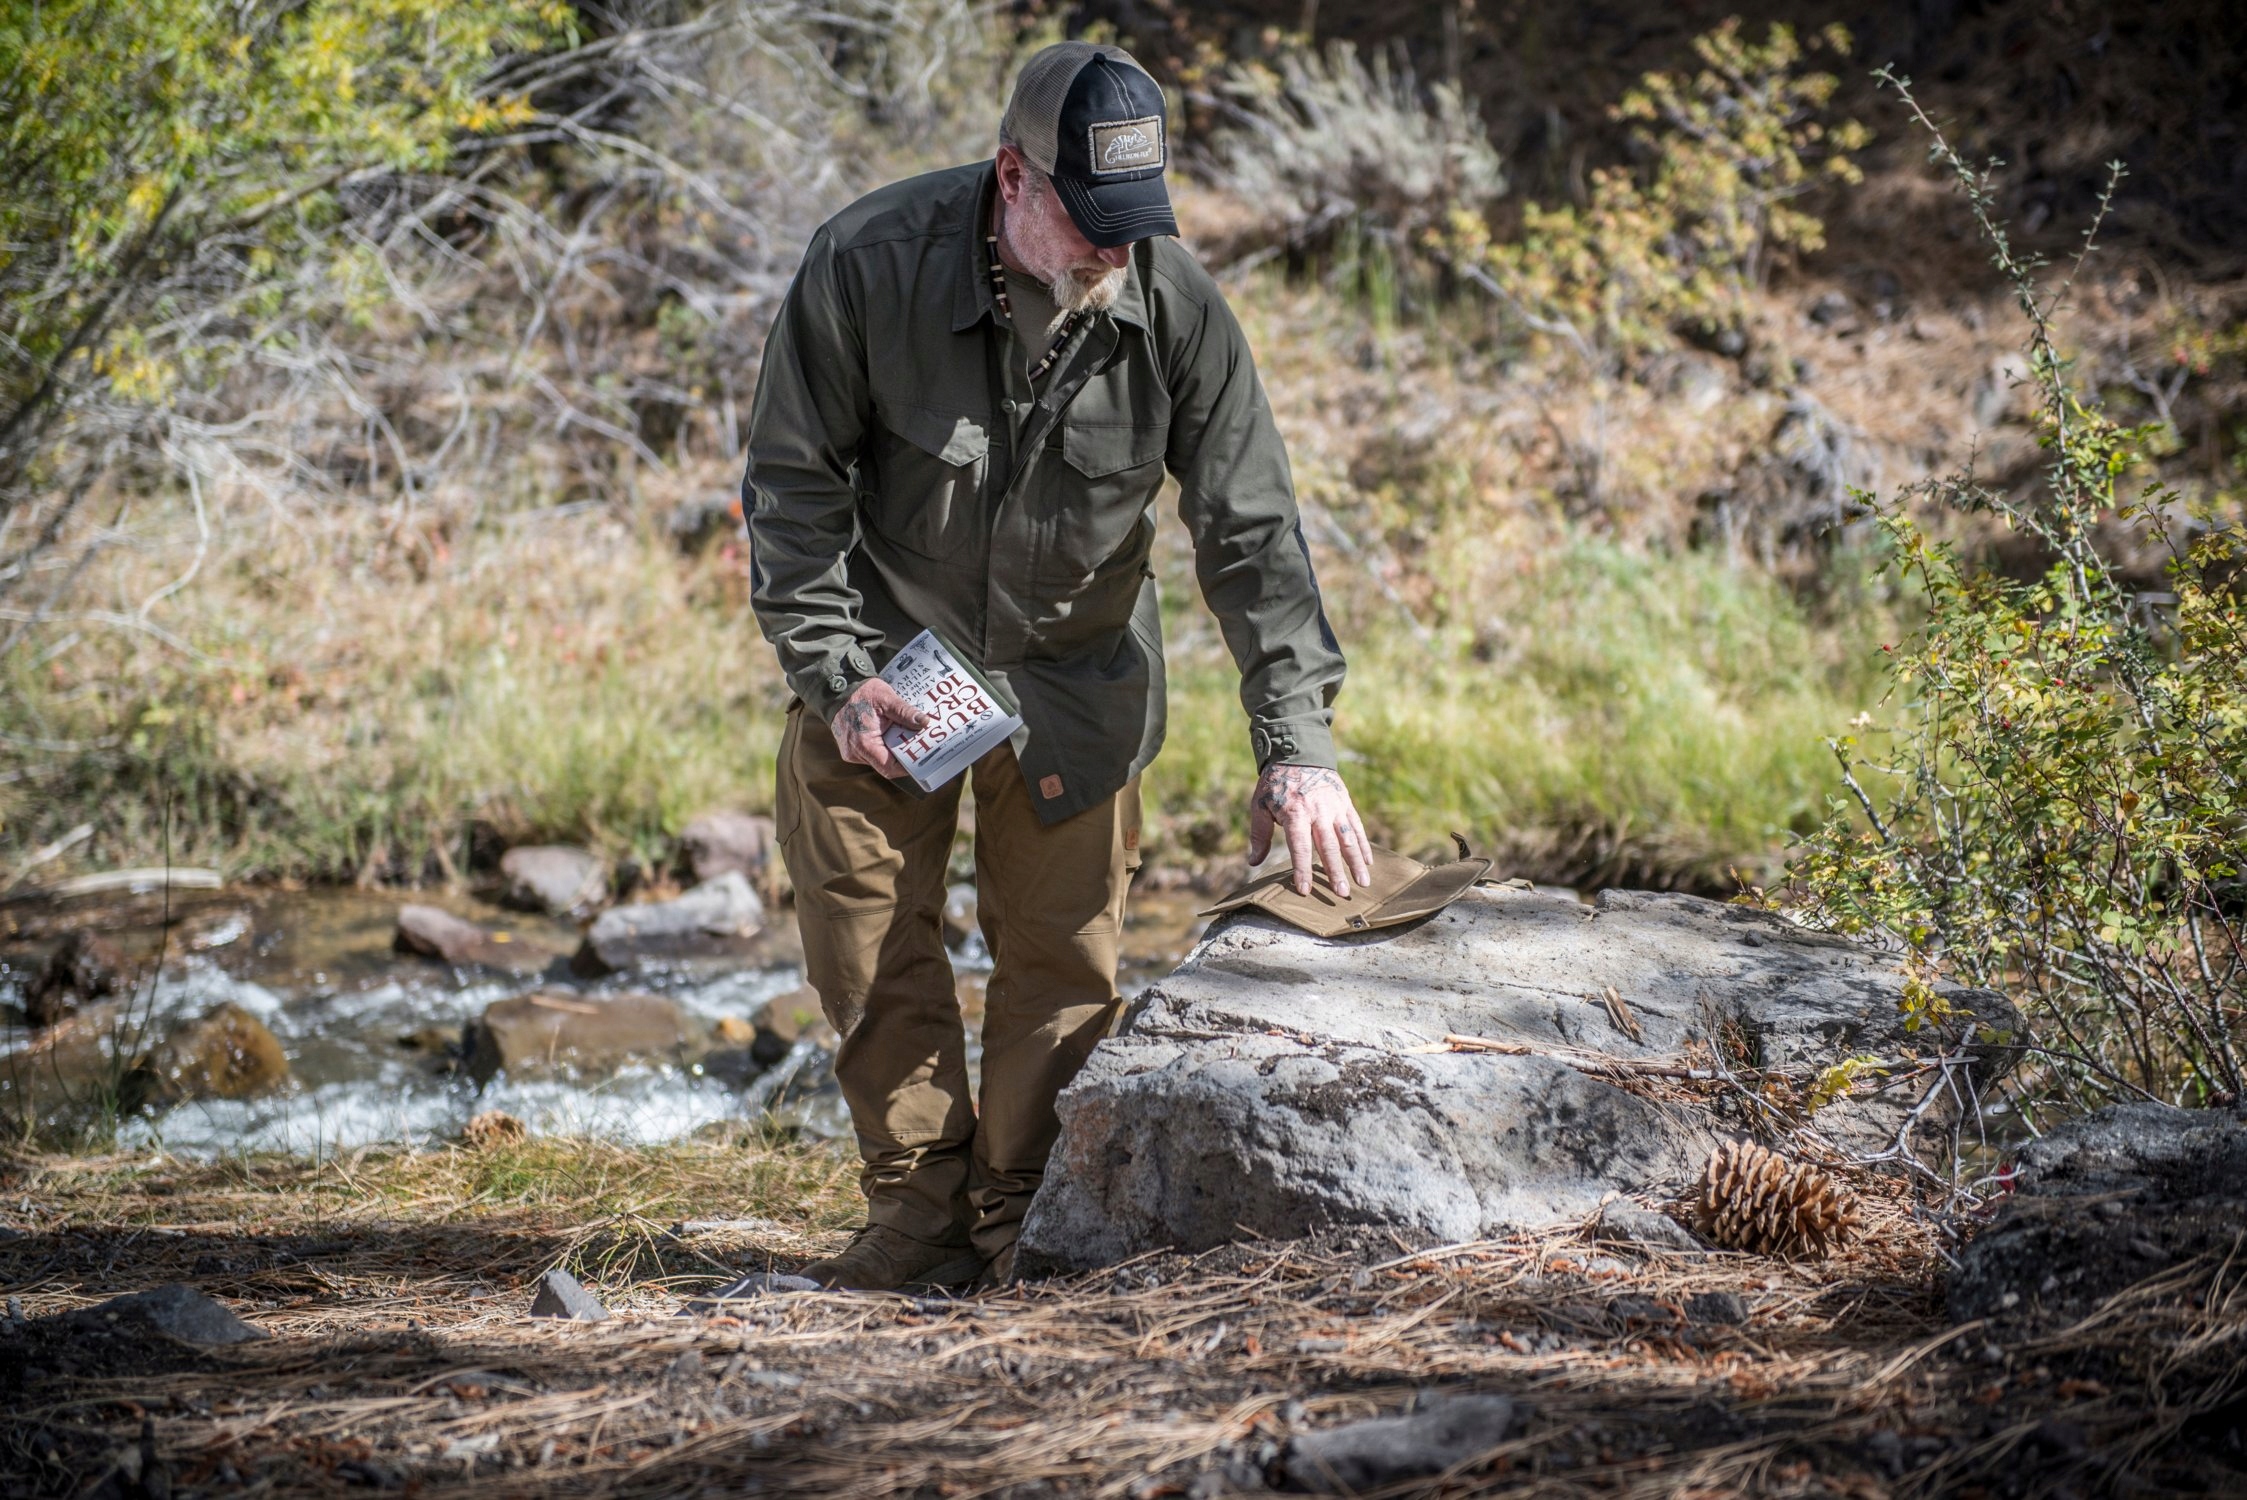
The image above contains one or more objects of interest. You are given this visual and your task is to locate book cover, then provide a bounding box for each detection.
[877,630,1023,792]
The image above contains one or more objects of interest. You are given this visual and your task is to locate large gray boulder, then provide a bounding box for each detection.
[1019,886,2016,1272]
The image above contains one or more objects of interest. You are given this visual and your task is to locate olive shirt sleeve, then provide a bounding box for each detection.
[1163,275,1347,772]
[742,228,885,725]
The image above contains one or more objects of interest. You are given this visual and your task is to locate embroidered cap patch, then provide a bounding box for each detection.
[1087,115,1164,176]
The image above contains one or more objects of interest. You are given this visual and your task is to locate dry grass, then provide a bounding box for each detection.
[3,1140,2238,1497]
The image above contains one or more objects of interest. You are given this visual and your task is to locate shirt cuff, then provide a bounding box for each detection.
[795,644,880,723]
[1250,718,1338,772]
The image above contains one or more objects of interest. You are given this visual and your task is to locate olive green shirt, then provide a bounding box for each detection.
[743,162,1345,825]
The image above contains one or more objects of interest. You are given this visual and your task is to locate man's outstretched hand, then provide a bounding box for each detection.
[829,678,928,778]
[1248,763,1375,897]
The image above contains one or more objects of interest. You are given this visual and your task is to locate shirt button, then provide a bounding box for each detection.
[1001,399,1020,414]
[828,675,848,693]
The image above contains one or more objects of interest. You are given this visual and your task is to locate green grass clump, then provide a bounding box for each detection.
[3,506,1881,889]
[1153,538,1887,888]
[3,515,790,880]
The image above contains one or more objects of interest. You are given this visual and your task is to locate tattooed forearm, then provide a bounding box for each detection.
[1254,763,1343,819]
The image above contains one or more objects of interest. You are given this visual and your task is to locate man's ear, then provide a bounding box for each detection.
[994,144,1026,206]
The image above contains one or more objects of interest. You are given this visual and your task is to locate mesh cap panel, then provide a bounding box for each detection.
[1001,41,1145,173]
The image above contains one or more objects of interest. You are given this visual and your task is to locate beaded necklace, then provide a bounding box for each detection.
[987,234,1085,384]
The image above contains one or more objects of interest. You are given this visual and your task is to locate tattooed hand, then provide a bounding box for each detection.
[829,677,929,778]
[1248,763,1375,897]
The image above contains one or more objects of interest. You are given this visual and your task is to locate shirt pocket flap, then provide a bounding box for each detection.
[893,405,990,468]
[1062,422,1164,479]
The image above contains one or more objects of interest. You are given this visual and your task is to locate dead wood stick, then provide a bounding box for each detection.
[1601,984,1644,1043]
[1439,1033,1802,1084]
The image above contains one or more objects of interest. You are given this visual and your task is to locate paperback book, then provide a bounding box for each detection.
[878,630,1022,792]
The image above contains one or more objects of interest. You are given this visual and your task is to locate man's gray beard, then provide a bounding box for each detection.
[1051,265,1125,313]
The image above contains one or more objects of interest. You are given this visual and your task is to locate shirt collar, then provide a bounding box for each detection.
[951,160,1150,335]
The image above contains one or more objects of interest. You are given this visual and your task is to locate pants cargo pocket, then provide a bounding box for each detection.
[774,699,805,850]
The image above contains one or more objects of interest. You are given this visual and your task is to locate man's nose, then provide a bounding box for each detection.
[1094,244,1129,269]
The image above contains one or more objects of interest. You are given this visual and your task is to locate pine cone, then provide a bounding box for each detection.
[1691,1139,1860,1258]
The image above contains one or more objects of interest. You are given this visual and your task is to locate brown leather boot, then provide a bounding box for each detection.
[800,1225,984,1292]
[969,1240,1018,1294]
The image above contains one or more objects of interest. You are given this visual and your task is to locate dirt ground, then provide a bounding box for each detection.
[1,1142,2239,1499]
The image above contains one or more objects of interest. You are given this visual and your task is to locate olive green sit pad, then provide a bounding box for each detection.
[1199,843,1495,938]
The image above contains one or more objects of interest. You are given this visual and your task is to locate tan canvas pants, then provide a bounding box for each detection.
[774,701,1139,1259]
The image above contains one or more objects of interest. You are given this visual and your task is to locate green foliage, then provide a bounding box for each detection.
[1156,531,1884,888]
[1790,73,2247,1112]
[0,0,572,484]
[1807,1053,1889,1113]
[1441,18,1867,361]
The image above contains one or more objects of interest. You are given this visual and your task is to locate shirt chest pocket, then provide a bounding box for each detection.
[864,404,989,561]
[1043,419,1167,581]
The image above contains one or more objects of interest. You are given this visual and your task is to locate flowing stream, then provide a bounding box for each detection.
[0,883,1208,1156]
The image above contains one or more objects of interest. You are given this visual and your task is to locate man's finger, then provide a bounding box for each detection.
[1345,809,1375,888]
[1314,816,1351,899]
[856,731,905,778]
[1284,813,1318,896]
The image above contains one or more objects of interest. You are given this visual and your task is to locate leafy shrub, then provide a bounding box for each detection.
[1789,73,2246,1115]
[1439,19,1867,362]
[0,0,572,506]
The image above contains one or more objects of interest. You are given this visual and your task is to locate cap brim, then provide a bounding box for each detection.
[1052,170,1178,249]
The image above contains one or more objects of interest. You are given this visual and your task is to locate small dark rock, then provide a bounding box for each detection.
[1808,289,1856,327]
[1684,1290,1750,1325]
[1279,1393,1526,1492]
[1606,1295,1678,1326]
[25,930,127,1027]
[750,1026,794,1068]
[67,1284,266,1345]
[1591,1204,1707,1254]
[336,1459,406,1488]
[528,1268,608,1322]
